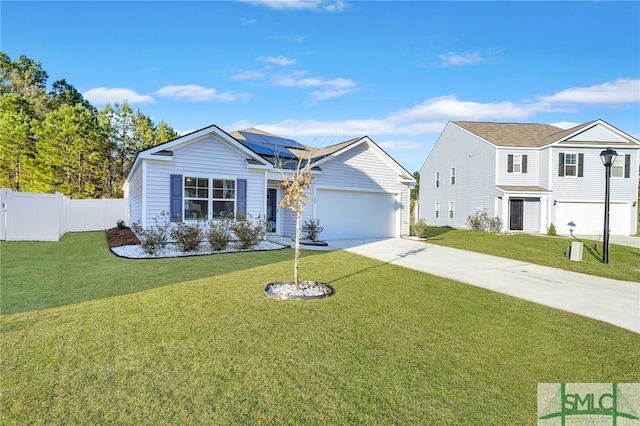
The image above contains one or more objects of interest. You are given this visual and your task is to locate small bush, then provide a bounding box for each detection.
[466,210,503,233]
[302,219,324,241]
[548,222,557,236]
[170,217,203,252]
[206,213,233,251]
[410,219,429,238]
[116,219,126,229]
[487,216,504,233]
[466,210,489,231]
[131,211,171,254]
[231,214,268,250]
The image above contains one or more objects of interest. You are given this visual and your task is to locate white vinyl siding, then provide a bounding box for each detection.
[420,123,498,228]
[141,134,265,227]
[312,141,411,237]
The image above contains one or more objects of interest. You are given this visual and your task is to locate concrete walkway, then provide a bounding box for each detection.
[321,238,640,334]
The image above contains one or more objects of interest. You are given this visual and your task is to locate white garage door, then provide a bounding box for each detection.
[315,189,396,240]
[556,202,630,236]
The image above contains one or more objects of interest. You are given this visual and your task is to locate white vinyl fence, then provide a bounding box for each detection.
[0,189,128,241]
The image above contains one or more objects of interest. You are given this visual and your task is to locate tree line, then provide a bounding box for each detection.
[0,53,179,198]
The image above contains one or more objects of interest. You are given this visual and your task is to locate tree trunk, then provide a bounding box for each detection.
[294,210,301,291]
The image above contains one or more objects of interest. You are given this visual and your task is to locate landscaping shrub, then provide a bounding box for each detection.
[487,215,504,233]
[466,210,503,233]
[116,219,126,229]
[410,219,429,238]
[170,217,203,252]
[131,211,171,254]
[302,219,324,241]
[231,214,268,250]
[548,222,557,236]
[206,213,233,251]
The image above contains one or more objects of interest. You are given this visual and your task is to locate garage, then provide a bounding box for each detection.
[555,201,631,236]
[315,189,397,240]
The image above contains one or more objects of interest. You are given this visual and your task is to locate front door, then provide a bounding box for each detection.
[509,199,524,231]
[267,188,278,233]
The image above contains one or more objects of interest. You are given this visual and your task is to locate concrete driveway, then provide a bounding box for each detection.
[326,238,640,334]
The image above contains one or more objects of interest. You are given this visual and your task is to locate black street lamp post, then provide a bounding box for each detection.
[600,147,618,264]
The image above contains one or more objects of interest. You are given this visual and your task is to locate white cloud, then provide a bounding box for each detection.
[82,87,154,105]
[439,51,487,67]
[389,95,531,121]
[154,85,251,102]
[231,71,265,81]
[537,78,640,105]
[241,0,346,12]
[261,55,297,66]
[241,18,257,25]
[378,140,422,150]
[272,71,357,100]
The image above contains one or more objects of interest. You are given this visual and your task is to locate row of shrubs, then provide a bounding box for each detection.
[131,212,268,255]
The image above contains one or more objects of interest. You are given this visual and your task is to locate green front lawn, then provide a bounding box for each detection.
[1,232,639,424]
[423,228,640,282]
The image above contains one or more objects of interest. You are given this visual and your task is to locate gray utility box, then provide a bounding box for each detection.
[567,241,583,261]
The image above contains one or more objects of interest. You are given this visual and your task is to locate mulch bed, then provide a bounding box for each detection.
[105,227,140,248]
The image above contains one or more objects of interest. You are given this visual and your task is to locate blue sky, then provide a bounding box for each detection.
[2,1,639,173]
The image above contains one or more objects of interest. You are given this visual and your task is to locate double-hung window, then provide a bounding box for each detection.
[448,201,454,219]
[564,153,577,176]
[450,167,456,185]
[558,152,583,177]
[184,177,209,220]
[435,171,440,188]
[212,179,236,217]
[184,177,235,220]
[508,154,527,173]
[435,202,440,219]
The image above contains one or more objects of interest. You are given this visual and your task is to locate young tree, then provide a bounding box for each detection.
[278,153,314,290]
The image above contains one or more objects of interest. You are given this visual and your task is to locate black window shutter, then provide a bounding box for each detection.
[558,153,564,177]
[624,154,631,178]
[507,155,513,173]
[237,179,247,216]
[522,155,528,173]
[170,174,182,222]
[578,153,584,177]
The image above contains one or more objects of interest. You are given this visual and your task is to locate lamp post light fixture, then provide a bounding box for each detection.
[599,147,618,264]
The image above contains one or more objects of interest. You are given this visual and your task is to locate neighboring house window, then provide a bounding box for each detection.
[435,171,440,188]
[612,154,631,178]
[558,152,584,177]
[184,177,235,220]
[435,202,440,218]
[448,201,454,219]
[508,154,527,173]
[450,167,456,185]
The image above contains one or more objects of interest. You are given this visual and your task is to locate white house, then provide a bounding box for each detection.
[124,125,415,240]
[419,120,639,236]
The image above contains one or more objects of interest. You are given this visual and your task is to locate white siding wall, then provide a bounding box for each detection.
[497,149,540,186]
[549,146,638,233]
[311,142,412,236]
[420,124,497,228]
[127,163,144,226]
[141,135,266,227]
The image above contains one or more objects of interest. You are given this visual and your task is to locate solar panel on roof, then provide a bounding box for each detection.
[238,131,303,158]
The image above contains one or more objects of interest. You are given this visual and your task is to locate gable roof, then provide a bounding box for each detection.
[452,119,639,148]
[231,129,415,181]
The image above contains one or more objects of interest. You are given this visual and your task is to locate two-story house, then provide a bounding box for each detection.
[419,120,639,236]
